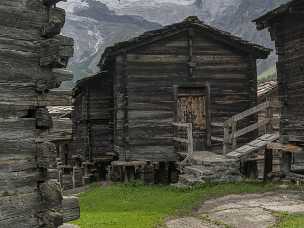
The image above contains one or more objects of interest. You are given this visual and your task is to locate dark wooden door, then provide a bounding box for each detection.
[177,94,207,150]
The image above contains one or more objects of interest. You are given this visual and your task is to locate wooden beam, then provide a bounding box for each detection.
[234,118,271,139]
[172,137,189,144]
[267,142,303,153]
[229,101,270,123]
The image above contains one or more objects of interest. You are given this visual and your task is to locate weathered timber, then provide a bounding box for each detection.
[0,0,78,227]
[41,8,65,38]
[62,196,80,223]
[255,1,304,145]
[254,0,304,177]
[73,16,269,184]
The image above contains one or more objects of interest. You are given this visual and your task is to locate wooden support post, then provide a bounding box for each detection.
[231,121,237,150]
[266,101,273,133]
[187,28,194,77]
[187,123,193,162]
[281,151,292,176]
[206,83,212,148]
[223,122,230,155]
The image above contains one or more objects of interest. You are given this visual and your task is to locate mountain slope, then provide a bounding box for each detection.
[59,0,289,87]
[59,0,161,85]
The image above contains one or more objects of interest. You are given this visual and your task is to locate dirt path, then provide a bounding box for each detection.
[166,191,304,228]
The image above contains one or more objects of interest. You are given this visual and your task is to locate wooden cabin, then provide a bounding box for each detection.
[255,0,304,146]
[254,0,304,178]
[72,16,270,182]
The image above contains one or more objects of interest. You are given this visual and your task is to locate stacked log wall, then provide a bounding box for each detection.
[72,74,114,162]
[114,29,258,161]
[0,0,78,227]
[274,15,304,144]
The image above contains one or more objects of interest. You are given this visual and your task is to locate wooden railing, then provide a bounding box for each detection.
[223,101,273,154]
[172,122,193,164]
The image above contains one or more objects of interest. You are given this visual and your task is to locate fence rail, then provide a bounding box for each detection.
[223,101,273,154]
[172,122,193,164]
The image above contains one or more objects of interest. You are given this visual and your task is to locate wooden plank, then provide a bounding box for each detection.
[172,122,191,128]
[227,144,257,158]
[234,118,270,139]
[127,54,187,63]
[62,196,80,223]
[267,142,303,153]
[228,101,270,123]
[259,132,280,141]
[211,122,224,127]
[172,137,189,144]
[211,136,224,142]
[227,133,280,159]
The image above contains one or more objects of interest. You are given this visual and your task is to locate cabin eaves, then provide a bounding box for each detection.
[99,16,271,69]
[254,0,304,30]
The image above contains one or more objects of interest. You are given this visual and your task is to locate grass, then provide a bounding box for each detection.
[275,213,304,228]
[72,181,280,228]
[258,65,277,84]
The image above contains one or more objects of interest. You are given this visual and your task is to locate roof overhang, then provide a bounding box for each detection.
[99,16,271,69]
[254,0,304,30]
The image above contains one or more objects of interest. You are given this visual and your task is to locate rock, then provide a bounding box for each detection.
[166,217,216,228]
[59,224,80,228]
[178,152,242,186]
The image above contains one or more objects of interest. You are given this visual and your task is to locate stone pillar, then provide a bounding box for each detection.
[0,1,78,227]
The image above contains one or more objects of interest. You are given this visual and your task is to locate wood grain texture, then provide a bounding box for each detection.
[74,25,261,163]
[0,1,78,227]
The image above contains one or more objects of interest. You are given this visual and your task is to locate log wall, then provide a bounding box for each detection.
[273,15,304,144]
[0,1,78,227]
[72,74,114,163]
[113,29,258,161]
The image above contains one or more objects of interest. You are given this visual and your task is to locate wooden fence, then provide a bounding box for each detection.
[172,122,193,164]
[223,101,273,154]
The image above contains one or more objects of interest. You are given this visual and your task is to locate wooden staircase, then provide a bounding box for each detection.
[211,101,277,156]
[174,101,281,185]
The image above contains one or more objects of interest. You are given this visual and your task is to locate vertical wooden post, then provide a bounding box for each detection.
[281,151,292,176]
[266,101,273,133]
[206,83,212,148]
[122,53,129,161]
[231,121,237,150]
[72,167,76,189]
[187,28,194,77]
[223,121,230,155]
[187,123,193,161]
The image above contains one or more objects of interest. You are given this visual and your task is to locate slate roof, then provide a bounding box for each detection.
[99,16,271,68]
[254,0,304,30]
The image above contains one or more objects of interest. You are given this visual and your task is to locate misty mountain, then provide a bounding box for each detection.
[59,0,289,87]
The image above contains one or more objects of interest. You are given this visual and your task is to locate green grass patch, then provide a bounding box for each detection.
[72,182,280,228]
[275,212,304,228]
[258,66,277,84]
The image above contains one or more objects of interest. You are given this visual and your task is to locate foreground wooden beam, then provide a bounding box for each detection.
[0,1,78,227]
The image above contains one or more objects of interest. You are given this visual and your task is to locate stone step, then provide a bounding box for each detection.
[178,152,242,186]
[179,174,204,186]
[189,151,239,167]
[184,166,214,178]
[185,164,240,179]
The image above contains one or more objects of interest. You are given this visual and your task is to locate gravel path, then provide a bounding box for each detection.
[166,191,304,228]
